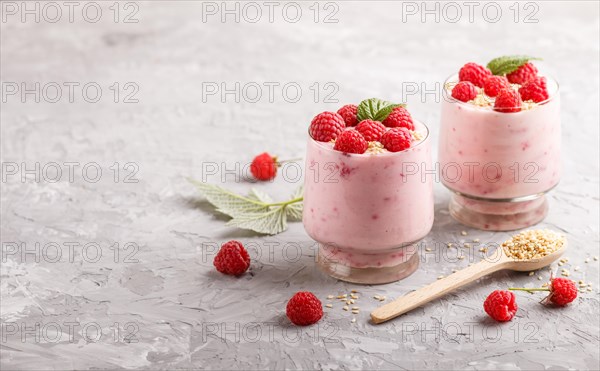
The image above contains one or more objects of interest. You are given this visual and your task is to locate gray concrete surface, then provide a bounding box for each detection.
[1,1,599,370]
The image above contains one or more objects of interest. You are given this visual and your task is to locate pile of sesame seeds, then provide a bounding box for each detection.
[502,229,565,260]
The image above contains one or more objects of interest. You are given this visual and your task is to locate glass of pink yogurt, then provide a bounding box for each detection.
[439,74,560,231]
[303,120,434,284]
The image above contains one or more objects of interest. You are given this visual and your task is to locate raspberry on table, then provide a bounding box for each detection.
[333,129,368,154]
[213,240,251,276]
[337,104,359,127]
[494,88,522,113]
[286,291,323,326]
[380,127,412,152]
[483,75,511,98]
[451,81,478,102]
[458,62,492,88]
[309,112,345,142]
[250,152,277,181]
[506,62,538,85]
[484,290,518,322]
[355,119,386,142]
[382,106,414,130]
[519,76,549,103]
[548,277,578,306]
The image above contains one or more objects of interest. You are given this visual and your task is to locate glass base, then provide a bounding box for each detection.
[449,193,549,231]
[316,243,419,284]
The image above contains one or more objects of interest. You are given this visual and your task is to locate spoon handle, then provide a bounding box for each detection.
[371,257,509,324]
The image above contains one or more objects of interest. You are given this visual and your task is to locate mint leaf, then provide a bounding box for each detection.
[486,55,542,76]
[189,179,304,235]
[357,98,406,122]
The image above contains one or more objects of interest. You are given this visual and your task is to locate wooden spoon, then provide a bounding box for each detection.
[370,240,567,324]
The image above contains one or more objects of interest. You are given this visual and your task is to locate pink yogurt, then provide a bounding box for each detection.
[303,120,434,270]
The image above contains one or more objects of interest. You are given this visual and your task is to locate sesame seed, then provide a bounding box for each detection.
[325,304,333,308]
[464,243,471,248]
[351,290,358,293]
[574,266,580,271]
[537,276,542,280]
[528,271,535,276]
[447,243,453,248]
[351,318,356,323]
[437,275,445,280]
[352,306,359,310]
[352,310,360,314]
[461,231,468,236]
[350,294,358,299]
[379,296,386,301]
[326,295,334,300]
[343,306,349,311]
[337,295,346,299]
[473,238,480,243]
[459,256,465,260]
[346,300,352,305]
[594,256,599,261]
[349,299,355,304]
[585,258,590,263]
[373,295,381,300]
[425,247,432,252]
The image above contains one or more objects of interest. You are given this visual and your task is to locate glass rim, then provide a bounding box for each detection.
[307,119,430,157]
[443,72,560,109]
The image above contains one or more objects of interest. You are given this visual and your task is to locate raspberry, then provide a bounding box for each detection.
[382,106,414,130]
[380,127,412,152]
[309,112,345,142]
[494,88,522,113]
[451,81,478,102]
[355,119,386,142]
[337,104,358,127]
[213,240,250,276]
[548,277,578,306]
[519,76,549,103]
[483,75,510,98]
[484,290,518,322]
[250,152,277,181]
[458,62,491,88]
[286,291,323,326]
[506,62,538,85]
[333,130,368,154]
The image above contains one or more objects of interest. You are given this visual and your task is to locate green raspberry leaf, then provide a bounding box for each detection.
[189,179,303,235]
[486,55,542,76]
[356,98,406,122]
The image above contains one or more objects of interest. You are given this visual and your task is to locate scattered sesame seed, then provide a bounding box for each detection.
[373,295,381,300]
[464,243,471,248]
[585,258,590,263]
[343,306,349,311]
[352,306,359,310]
[558,262,564,266]
[461,231,468,236]
[350,294,358,299]
[352,310,360,314]
[325,304,333,308]
[459,256,465,260]
[425,247,432,252]
[594,256,599,261]
[437,275,445,280]
[349,299,355,304]
[473,238,480,243]
[326,295,334,300]
[579,280,585,284]
[379,296,386,301]
[528,271,535,276]
[351,318,356,323]
[337,295,346,299]
[351,290,358,293]
[346,300,351,305]
[587,287,593,292]
[447,243,453,248]
[452,269,458,273]
[537,276,543,280]
[574,266,580,271]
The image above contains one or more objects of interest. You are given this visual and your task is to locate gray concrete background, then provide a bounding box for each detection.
[1,1,599,370]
